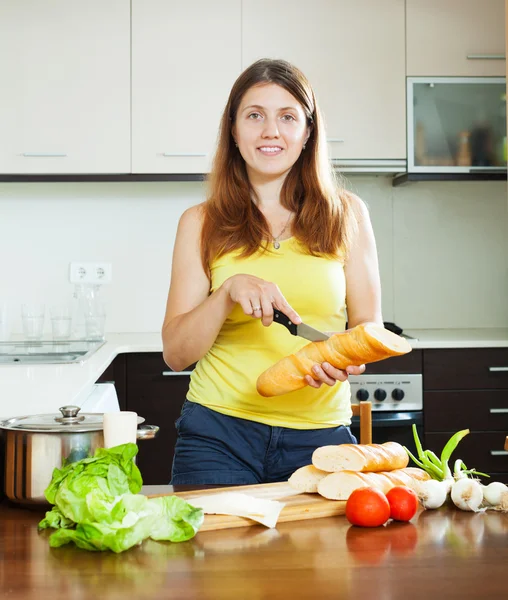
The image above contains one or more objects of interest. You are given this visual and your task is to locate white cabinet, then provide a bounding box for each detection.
[406,0,506,76]
[132,1,241,174]
[0,0,130,174]
[242,0,406,161]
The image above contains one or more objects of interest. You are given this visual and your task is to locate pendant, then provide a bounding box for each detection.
[273,241,280,249]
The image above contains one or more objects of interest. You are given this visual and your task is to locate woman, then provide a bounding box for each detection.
[162,58,382,485]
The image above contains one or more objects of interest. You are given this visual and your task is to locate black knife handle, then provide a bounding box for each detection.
[273,309,298,335]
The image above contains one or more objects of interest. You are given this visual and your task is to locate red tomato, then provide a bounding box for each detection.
[385,486,419,522]
[345,487,391,527]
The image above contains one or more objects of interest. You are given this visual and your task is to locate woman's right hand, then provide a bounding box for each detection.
[222,274,301,327]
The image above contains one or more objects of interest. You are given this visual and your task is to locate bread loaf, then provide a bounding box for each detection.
[312,441,409,473]
[256,322,412,397]
[288,465,329,493]
[317,467,430,500]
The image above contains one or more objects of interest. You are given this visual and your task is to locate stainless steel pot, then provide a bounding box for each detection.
[0,405,159,505]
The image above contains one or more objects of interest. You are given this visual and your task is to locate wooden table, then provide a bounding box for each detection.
[1,487,507,600]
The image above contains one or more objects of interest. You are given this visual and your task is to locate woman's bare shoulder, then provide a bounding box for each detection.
[178,202,206,236]
[342,190,369,221]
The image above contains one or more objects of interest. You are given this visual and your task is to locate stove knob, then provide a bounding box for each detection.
[374,389,387,401]
[356,389,370,401]
[392,388,405,401]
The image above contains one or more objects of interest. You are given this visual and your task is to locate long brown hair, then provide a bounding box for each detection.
[200,58,356,272]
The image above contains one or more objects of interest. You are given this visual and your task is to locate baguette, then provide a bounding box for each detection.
[256,322,412,397]
[312,441,409,473]
[317,467,430,500]
[288,465,329,493]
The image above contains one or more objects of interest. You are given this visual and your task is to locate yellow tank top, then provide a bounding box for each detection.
[187,237,352,429]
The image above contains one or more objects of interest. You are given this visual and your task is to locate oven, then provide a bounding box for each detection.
[348,350,423,458]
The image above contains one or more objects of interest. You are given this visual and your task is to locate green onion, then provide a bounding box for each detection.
[424,449,444,470]
[405,424,483,481]
[440,429,470,478]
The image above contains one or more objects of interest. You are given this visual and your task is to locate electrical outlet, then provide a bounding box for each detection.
[69,262,112,284]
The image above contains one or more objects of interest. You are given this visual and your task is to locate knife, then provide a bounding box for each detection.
[273,309,331,342]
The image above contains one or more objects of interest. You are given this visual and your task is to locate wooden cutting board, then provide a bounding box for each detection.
[146,481,346,531]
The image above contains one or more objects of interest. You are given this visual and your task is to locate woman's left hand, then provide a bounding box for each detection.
[305,363,366,388]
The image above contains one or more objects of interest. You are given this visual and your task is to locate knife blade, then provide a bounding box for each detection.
[273,309,330,342]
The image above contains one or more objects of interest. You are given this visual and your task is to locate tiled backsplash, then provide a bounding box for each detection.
[0,176,507,334]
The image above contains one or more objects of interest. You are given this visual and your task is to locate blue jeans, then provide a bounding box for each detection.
[171,400,357,485]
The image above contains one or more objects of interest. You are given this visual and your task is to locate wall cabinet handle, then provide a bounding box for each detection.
[162,153,207,157]
[490,408,508,414]
[326,138,345,143]
[466,54,505,60]
[489,367,508,372]
[490,450,508,456]
[162,370,193,376]
[22,153,68,157]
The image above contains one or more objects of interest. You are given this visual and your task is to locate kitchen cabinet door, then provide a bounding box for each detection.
[132,0,241,174]
[242,0,406,161]
[406,0,506,76]
[126,353,194,485]
[0,0,130,174]
[423,347,508,484]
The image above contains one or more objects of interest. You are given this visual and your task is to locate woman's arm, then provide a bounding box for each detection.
[343,193,383,328]
[162,205,235,372]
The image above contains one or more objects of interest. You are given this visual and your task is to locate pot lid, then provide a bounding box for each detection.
[0,405,145,433]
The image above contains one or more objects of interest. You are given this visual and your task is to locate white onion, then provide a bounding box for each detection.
[414,479,449,509]
[451,478,483,512]
[482,482,508,507]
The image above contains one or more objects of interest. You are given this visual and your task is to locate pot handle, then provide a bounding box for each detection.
[136,424,159,440]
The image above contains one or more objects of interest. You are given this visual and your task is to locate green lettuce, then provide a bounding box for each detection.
[47,492,203,553]
[39,443,203,553]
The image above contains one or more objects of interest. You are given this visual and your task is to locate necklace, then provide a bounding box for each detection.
[272,212,293,249]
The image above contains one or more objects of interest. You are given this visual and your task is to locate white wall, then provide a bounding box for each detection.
[0,176,507,335]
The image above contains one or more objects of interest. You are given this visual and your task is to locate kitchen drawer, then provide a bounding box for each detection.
[423,348,508,391]
[424,390,508,432]
[364,349,422,375]
[425,431,508,476]
[127,353,195,382]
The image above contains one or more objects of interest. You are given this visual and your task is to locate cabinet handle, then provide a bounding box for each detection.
[162,153,207,157]
[490,450,508,456]
[22,153,68,157]
[327,138,345,143]
[490,408,508,414]
[162,370,193,376]
[489,367,508,372]
[466,54,505,60]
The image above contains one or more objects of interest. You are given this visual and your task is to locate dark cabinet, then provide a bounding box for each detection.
[423,348,508,390]
[364,349,423,374]
[423,348,508,483]
[125,353,194,485]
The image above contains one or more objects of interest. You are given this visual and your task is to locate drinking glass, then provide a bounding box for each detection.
[21,303,45,341]
[50,304,72,341]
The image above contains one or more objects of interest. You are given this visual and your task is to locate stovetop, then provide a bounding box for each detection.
[349,373,423,411]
